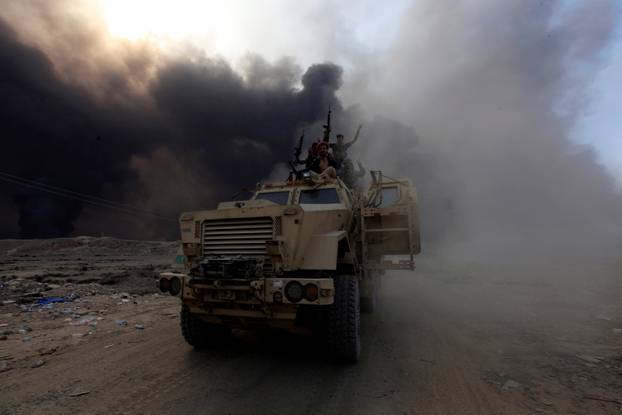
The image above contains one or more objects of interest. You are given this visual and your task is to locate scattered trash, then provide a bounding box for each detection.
[0,323,8,327]
[2,300,15,305]
[22,336,32,342]
[116,320,128,327]
[18,325,32,334]
[70,316,98,326]
[35,296,69,306]
[68,390,90,397]
[61,308,74,315]
[134,324,145,330]
[72,333,88,338]
[31,359,45,368]
[104,344,114,349]
[613,328,622,334]
[501,379,522,390]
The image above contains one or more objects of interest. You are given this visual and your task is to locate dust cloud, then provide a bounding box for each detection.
[346,0,622,273]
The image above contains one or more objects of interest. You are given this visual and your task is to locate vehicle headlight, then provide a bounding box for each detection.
[303,283,319,302]
[159,278,170,293]
[284,281,304,303]
[170,277,181,296]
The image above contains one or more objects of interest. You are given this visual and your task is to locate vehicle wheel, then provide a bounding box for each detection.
[180,306,228,349]
[326,275,361,363]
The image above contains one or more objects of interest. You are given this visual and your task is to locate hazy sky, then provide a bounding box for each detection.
[93,0,622,182]
[1,0,620,244]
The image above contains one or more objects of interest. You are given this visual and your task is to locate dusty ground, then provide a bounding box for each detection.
[0,238,621,414]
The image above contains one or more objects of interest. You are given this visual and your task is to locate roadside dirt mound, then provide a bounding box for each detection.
[0,237,179,302]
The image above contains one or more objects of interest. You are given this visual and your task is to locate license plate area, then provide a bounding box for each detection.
[217,290,236,300]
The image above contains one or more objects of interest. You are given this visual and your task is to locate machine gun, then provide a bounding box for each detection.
[293,130,305,165]
[322,106,331,143]
[288,130,308,181]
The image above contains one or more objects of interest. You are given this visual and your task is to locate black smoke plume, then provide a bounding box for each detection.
[0,18,344,239]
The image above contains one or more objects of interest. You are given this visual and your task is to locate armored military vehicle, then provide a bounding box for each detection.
[159,168,420,362]
[159,110,420,362]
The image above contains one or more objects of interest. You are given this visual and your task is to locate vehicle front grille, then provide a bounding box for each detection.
[202,217,274,257]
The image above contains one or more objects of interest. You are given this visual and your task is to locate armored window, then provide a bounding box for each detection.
[379,186,400,207]
[299,188,341,204]
[254,191,290,205]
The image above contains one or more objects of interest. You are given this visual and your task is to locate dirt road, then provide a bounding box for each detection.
[1,240,621,414]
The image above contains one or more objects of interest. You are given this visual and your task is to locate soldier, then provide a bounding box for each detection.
[305,141,320,169]
[331,124,362,168]
[340,159,366,188]
[310,141,337,178]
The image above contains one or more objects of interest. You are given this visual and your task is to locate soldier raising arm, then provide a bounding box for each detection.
[332,124,362,168]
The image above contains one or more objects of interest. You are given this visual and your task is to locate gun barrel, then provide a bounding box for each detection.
[322,106,332,142]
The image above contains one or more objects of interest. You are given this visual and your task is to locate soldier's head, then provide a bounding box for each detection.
[336,134,344,144]
[318,141,329,157]
[309,141,319,156]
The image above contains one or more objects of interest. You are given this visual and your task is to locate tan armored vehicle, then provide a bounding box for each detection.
[159,169,420,362]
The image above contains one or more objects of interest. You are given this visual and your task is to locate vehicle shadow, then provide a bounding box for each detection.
[186,328,337,366]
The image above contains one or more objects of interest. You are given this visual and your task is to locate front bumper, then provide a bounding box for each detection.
[159,272,335,305]
[159,273,334,323]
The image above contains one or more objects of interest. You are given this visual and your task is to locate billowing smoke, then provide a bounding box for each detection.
[0,14,343,239]
[348,0,622,267]
[0,0,621,272]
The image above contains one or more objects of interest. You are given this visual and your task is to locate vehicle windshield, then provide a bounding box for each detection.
[299,188,341,204]
[254,191,290,205]
[379,186,400,207]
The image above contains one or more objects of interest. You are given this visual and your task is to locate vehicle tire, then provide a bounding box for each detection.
[180,306,227,349]
[327,275,361,363]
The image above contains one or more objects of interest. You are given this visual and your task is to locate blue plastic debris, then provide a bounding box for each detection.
[35,297,69,306]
